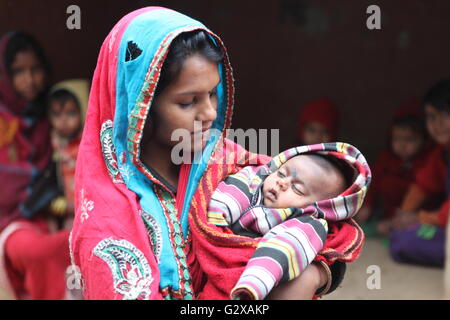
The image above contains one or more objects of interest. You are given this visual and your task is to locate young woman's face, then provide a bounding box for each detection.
[10,49,47,101]
[301,121,331,145]
[391,126,423,161]
[424,104,450,146]
[49,98,82,139]
[147,54,220,154]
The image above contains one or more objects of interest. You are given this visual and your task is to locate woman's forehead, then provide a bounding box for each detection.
[166,55,221,93]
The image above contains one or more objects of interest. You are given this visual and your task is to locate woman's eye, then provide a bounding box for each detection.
[179,101,194,108]
[209,89,217,97]
[277,171,285,178]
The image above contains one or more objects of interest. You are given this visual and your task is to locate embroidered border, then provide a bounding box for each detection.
[100,120,124,183]
[155,187,193,300]
[140,209,163,263]
[93,238,153,300]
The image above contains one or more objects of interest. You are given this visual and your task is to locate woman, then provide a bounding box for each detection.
[0,31,71,299]
[70,7,364,300]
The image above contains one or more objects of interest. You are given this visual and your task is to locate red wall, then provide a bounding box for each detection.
[2,0,450,161]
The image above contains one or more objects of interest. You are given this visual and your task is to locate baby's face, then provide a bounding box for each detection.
[262,155,345,208]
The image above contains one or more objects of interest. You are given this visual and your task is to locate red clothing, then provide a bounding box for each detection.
[415,145,449,227]
[297,98,339,141]
[415,145,447,197]
[3,220,70,299]
[53,134,81,206]
[437,198,450,227]
[366,150,429,218]
[0,32,69,300]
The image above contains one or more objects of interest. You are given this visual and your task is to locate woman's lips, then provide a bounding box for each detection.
[192,127,211,135]
[192,128,211,145]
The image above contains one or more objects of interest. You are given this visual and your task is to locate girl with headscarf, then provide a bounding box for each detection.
[46,79,90,230]
[70,7,364,300]
[297,98,339,145]
[0,32,70,299]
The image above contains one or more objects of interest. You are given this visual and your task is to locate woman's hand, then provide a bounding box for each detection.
[266,262,328,300]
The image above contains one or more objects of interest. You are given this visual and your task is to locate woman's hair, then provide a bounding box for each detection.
[154,30,223,97]
[422,79,450,112]
[4,31,50,77]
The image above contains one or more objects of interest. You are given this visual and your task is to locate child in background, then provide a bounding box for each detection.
[388,79,450,267]
[297,98,339,145]
[0,31,70,300]
[357,100,430,235]
[207,142,371,300]
[47,79,89,230]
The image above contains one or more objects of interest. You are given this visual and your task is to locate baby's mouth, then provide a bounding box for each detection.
[266,188,277,202]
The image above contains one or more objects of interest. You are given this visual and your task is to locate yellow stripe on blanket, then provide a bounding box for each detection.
[259,238,300,280]
[273,153,287,168]
[278,208,293,221]
[336,142,349,154]
[207,211,229,226]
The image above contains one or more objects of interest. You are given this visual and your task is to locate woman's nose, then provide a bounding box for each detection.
[197,98,217,123]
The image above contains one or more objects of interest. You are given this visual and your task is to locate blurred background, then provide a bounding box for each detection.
[1,0,449,161]
[1,0,450,300]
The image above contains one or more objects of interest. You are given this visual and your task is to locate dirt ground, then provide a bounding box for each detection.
[323,238,445,300]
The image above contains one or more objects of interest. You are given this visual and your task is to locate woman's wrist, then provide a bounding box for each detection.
[313,261,332,297]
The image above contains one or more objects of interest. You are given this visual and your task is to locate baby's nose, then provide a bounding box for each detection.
[278,177,289,190]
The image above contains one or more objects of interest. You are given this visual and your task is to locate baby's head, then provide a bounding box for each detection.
[48,88,82,140]
[262,154,353,208]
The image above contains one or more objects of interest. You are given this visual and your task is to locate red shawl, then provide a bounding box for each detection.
[0,32,52,230]
[189,140,364,299]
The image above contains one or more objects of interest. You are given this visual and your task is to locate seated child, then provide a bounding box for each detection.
[47,79,89,230]
[207,142,371,300]
[22,79,89,231]
[358,100,431,235]
[296,98,339,145]
[388,79,450,267]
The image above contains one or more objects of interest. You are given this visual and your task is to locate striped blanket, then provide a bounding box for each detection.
[207,142,371,300]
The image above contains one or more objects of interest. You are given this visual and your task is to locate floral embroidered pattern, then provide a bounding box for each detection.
[100,120,123,183]
[93,238,153,300]
[140,210,163,263]
[80,188,94,223]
